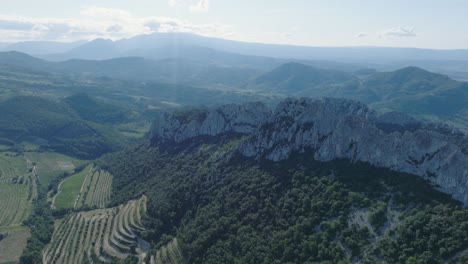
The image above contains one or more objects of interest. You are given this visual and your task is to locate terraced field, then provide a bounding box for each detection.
[76,168,113,209]
[43,196,148,264]
[150,238,184,264]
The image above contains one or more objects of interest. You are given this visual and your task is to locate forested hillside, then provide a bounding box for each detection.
[101,134,468,263]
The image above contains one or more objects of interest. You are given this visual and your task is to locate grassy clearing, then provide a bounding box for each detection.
[44,196,148,264]
[0,226,30,264]
[54,164,93,210]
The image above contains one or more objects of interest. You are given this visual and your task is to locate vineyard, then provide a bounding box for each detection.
[43,196,148,264]
[150,238,184,264]
[0,152,36,228]
[76,168,113,209]
[53,165,113,210]
[0,150,37,263]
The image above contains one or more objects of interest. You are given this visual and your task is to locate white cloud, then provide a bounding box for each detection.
[79,7,136,23]
[355,32,367,38]
[190,0,210,13]
[107,24,123,33]
[168,0,177,7]
[0,6,234,42]
[379,26,416,38]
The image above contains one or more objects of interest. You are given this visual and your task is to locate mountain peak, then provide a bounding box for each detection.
[387,66,448,82]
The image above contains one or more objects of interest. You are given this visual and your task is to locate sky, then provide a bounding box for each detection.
[0,0,467,49]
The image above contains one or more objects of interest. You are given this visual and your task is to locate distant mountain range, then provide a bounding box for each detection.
[1,32,467,82]
[0,46,466,130]
[2,32,468,63]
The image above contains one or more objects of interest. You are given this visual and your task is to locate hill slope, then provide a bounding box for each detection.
[0,95,142,159]
[247,62,355,93]
[101,98,468,264]
[249,64,468,130]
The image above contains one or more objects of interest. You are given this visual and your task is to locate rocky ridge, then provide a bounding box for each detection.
[151,98,468,205]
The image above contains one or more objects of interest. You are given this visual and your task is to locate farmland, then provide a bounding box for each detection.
[24,151,85,188]
[53,165,113,210]
[53,164,93,209]
[0,151,35,228]
[0,149,35,264]
[76,169,113,209]
[0,227,31,264]
[43,196,148,264]
[0,146,89,264]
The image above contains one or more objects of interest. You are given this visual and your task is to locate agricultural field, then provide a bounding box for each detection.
[53,165,113,210]
[0,151,27,183]
[43,196,148,264]
[0,227,31,264]
[150,238,184,264]
[53,164,93,210]
[76,168,113,209]
[24,151,86,188]
[0,151,36,227]
[0,150,36,264]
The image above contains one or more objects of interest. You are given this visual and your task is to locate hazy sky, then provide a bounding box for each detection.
[0,0,467,49]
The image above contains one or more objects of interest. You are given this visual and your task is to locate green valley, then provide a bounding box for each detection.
[0,24,467,264]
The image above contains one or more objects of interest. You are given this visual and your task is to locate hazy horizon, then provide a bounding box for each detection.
[4,31,468,52]
[1,0,468,50]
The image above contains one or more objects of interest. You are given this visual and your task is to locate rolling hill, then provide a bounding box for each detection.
[0,94,143,159]
[248,63,468,130]
[246,62,355,93]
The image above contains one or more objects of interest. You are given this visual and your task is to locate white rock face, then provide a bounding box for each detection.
[151,98,468,206]
[150,102,271,143]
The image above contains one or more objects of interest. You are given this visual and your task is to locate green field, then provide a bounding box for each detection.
[24,152,88,188]
[53,164,93,209]
[0,226,30,264]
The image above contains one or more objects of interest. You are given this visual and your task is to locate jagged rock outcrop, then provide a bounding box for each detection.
[151,98,468,206]
[150,102,271,143]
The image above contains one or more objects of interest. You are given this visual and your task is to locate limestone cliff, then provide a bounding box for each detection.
[151,98,468,205]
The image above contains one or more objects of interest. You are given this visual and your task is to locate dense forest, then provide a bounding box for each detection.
[101,135,468,264]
